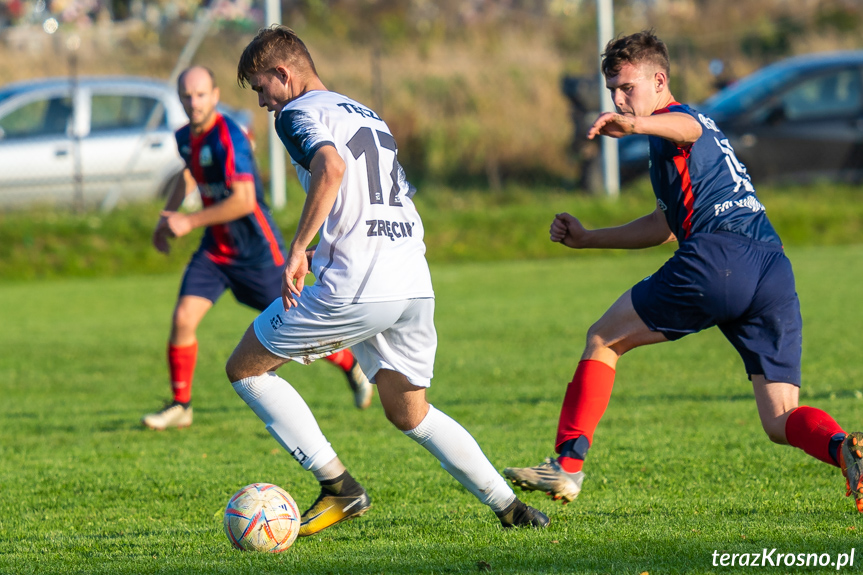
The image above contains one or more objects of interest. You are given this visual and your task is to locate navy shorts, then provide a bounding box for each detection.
[179,250,283,312]
[631,231,802,385]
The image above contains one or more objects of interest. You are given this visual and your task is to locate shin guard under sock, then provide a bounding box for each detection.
[785,406,846,467]
[404,405,515,513]
[555,360,616,472]
[168,341,197,404]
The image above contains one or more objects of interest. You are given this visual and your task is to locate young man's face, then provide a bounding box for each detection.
[178,69,220,131]
[605,61,665,117]
[248,69,290,113]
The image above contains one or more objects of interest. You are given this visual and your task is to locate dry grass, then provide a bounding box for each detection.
[1,1,861,186]
[312,31,573,183]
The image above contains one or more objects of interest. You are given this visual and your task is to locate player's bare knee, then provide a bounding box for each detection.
[764,428,787,444]
[382,406,408,430]
[225,346,269,382]
[379,396,414,430]
[172,308,189,331]
[584,325,612,355]
[226,327,264,382]
[376,370,429,430]
[384,406,426,431]
[225,348,248,382]
[173,304,201,334]
[227,329,289,383]
[760,420,789,445]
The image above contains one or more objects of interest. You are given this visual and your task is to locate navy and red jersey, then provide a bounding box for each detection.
[175,113,285,267]
[648,103,781,245]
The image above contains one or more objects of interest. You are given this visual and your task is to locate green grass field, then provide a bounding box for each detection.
[2,246,863,574]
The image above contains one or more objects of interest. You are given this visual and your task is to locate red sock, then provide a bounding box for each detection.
[785,406,845,467]
[168,341,197,404]
[556,360,616,473]
[324,349,355,372]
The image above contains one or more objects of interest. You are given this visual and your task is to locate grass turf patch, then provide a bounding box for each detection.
[1,247,862,573]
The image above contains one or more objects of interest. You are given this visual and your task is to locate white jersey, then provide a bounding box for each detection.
[276,91,434,304]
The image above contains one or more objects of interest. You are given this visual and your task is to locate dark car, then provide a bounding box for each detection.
[565,51,863,187]
[701,51,863,184]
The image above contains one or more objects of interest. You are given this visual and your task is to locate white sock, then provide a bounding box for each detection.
[232,372,337,473]
[404,405,515,513]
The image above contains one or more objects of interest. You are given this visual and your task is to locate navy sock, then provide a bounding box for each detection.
[829,433,846,466]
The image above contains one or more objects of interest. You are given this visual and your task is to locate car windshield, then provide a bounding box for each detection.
[0,88,24,106]
[702,64,802,117]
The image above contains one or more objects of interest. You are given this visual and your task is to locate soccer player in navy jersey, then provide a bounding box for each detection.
[504,31,863,512]
[142,66,371,430]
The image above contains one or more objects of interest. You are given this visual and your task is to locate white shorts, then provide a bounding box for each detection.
[253,285,436,387]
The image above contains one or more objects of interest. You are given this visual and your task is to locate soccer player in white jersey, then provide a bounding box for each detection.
[226,25,548,535]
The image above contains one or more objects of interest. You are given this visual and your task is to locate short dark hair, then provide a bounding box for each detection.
[601,30,670,78]
[237,25,318,87]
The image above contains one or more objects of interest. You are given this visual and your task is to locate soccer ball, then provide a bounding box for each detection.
[223,483,301,552]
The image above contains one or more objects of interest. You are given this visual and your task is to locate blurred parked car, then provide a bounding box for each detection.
[0,76,254,209]
[606,51,863,185]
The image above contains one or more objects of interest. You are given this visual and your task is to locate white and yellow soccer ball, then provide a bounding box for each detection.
[223,483,301,552]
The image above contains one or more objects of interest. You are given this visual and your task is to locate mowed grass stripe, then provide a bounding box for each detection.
[1,246,862,574]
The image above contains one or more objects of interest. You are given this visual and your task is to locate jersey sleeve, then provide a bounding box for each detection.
[174,126,192,169]
[275,107,336,171]
[223,120,256,183]
[649,133,679,160]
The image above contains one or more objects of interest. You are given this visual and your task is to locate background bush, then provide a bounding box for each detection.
[2,181,862,281]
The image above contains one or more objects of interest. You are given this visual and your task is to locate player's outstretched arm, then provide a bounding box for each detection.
[162,179,256,239]
[587,111,701,146]
[552,205,675,250]
[153,169,196,254]
[586,112,636,140]
[282,146,345,309]
[550,213,590,248]
[153,221,172,254]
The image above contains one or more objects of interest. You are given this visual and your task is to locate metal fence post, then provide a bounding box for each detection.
[597,0,620,198]
[266,0,286,210]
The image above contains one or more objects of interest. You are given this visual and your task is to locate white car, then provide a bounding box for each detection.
[0,75,253,209]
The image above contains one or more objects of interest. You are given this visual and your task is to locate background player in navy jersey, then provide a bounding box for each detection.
[503,31,863,512]
[142,66,371,430]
